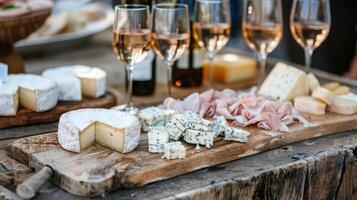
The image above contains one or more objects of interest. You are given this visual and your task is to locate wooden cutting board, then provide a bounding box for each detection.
[0,92,116,129]
[7,112,357,197]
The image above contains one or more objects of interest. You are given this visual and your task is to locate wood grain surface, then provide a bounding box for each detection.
[0,92,116,129]
[6,112,357,197]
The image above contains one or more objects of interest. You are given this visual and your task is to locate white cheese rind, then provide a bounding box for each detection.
[42,66,82,101]
[258,62,309,101]
[10,74,59,112]
[294,96,326,115]
[74,66,106,98]
[0,79,19,116]
[162,142,186,160]
[58,108,141,153]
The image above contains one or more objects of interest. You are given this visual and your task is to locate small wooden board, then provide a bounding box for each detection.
[7,113,357,197]
[0,92,116,129]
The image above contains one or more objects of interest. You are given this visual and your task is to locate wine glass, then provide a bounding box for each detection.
[242,0,283,85]
[290,0,331,72]
[193,0,231,88]
[112,4,151,114]
[151,3,190,97]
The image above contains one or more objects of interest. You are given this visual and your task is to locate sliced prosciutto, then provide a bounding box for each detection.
[163,88,308,132]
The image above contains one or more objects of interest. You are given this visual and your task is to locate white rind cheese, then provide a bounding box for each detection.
[294,96,326,115]
[258,62,309,101]
[0,79,19,116]
[312,87,335,105]
[162,142,186,160]
[58,108,141,153]
[328,96,357,115]
[0,74,58,115]
[42,65,107,100]
[147,126,169,153]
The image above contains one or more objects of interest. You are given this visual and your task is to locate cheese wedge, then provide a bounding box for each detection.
[322,82,340,91]
[307,73,320,93]
[42,65,106,100]
[328,96,357,115]
[332,86,350,96]
[0,74,59,115]
[58,108,141,153]
[312,87,335,105]
[258,62,309,101]
[294,96,326,115]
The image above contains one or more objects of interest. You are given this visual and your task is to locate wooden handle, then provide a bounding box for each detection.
[16,166,52,199]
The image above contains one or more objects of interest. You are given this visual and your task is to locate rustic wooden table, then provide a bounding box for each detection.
[0,30,356,200]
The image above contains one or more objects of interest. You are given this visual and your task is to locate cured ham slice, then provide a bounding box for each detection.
[163,88,308,132]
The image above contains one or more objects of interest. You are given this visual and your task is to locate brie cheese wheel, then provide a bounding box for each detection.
[0,74,58,115]
[258,62,309,101]
[328,96,357,115]
[312,87,335,105]
[42,65,106,100]
[58,108,141,153]
[294,96,326,115]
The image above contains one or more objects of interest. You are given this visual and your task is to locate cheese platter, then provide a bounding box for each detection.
[6,62,357,197]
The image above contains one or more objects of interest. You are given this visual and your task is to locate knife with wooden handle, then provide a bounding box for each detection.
[16,166,52,199]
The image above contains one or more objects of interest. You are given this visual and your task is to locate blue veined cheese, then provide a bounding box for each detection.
[184,129,215,147]
[183,111,201,123]
[162,142,186,160]
[138,107,177,132]
[201,119,213,128]
[165,122,184,141]
[147,126,169,153]
[224,127,250,143]
[212,116,230,136]
[170,113,188,131]
[186,122,211,132]
[258,62,309,101]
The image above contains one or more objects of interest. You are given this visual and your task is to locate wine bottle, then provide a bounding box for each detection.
[172,0,204,88]
[113,0,156,96]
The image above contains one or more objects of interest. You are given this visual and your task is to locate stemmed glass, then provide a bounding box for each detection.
[290,0,331,72]
[112,4,151,114]
[193,0,231,88]
[151,3,190,97]
[242,0,283,85]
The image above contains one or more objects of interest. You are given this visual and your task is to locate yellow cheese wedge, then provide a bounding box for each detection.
[322,82,340,91]
[203,54,257,83]
[294,96,326,115]
[312,87,335,105]
[328,96,357,115]
[332,86,350,96]
[307,73,320,93]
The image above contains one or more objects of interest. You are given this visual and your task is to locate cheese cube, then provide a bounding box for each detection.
[258,62,309,101]
[74,66,106,98]
[138,107,177,132]
[147,127,169,153]
[163,142,186,160]
[184,129,215,147]
[165,122,184,141]
[224,127,249,143]
[212,116,230,136]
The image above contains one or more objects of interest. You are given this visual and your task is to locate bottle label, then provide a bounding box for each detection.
[177,50,189,69]
[193,49,205,69]
[132,51,154,81]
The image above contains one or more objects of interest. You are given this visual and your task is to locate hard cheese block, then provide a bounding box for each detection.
[258,62,309,101]
[203,54,257,83]
[58,108,141,153]
[0,74,58,116]
[42,65,106,100]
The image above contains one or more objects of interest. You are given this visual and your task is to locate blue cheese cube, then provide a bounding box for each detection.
[187,122,211,132]
[170,113,188,131]
[184,129,215,147]
[224,127,249,143]
[183,111,201,123]
[213,116,230,136]
[138,107,177,132]
[147,126,169,153]
[162,142,186,160]
[165,122,184,141]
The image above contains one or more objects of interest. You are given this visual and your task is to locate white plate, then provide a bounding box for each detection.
[15,4,114,54]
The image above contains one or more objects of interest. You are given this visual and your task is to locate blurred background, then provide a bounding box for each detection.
[11,0,357,86]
